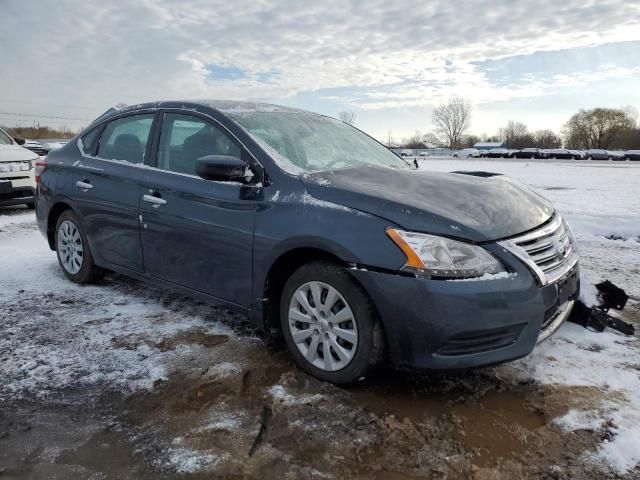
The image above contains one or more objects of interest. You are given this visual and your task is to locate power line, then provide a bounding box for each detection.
[0,111,93,122]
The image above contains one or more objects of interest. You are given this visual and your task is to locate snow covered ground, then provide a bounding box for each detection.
[0,158,639,478]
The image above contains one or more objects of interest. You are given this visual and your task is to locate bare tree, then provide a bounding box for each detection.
[432,97,472,150]
[338,110,356,125]
[461,134,480,148]
[423,132,441,147]
[533,129,562,149]
[498,121,534,148]
[563,107,635,149]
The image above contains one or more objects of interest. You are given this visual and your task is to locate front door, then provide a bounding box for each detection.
[72,113,155,272]
[140,112,258,306]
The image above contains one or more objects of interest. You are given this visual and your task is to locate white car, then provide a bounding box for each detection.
[418,151,430,157]
[0,127,39,208]
[453,148,480,158]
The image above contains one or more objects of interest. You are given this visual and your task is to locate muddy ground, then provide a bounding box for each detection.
[1,203,639,479]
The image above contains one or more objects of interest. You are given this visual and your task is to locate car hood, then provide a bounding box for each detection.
[302,166,554,242]
[0,144,39,162]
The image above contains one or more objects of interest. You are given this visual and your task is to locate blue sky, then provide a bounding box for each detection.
[1,0,639,142]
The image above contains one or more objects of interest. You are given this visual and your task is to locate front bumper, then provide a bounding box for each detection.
[0,182,35,206]
[350,245,579,370]
[0,169,36,207]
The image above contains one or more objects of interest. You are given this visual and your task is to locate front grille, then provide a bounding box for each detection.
[499,215,579,285]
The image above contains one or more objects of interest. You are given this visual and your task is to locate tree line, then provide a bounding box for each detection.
[378,99,640,150]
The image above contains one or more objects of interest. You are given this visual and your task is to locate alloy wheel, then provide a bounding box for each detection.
[288,281,358,371]
[57,220,84,274]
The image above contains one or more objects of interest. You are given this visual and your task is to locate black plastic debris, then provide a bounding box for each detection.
[568,302,635,335]
[595,280,629,311]
[567,280,635,336]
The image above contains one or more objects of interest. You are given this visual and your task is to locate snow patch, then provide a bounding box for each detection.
[269,384,324,405]
[447,271,515,282]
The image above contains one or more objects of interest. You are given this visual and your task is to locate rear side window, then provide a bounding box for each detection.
[157,113,240,175]
[97,114,154,163]
[80,127,101,154]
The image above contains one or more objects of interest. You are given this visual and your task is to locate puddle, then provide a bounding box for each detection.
[156,329,229,351]
[454,389,545,466]
[55,429,155,480]
[351,372,547,468]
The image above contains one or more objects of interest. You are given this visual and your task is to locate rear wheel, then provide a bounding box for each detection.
[55,210,104,284]
[587,155,593,160]
[280,261,383,384]
[26,202,35,210]
[608,156,613,160]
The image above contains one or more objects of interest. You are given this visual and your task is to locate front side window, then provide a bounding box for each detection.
[157,113,240,175]
[227,111,410,174]
[97,114,154,163]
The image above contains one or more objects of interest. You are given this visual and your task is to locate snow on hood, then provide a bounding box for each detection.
[0,144,40,162]
[302,166,554,242]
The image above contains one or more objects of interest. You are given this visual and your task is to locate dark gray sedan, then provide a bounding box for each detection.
[35,101,579,384]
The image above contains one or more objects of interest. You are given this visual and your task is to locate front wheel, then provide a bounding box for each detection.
[280,261,384,384]
[55,210,104,284]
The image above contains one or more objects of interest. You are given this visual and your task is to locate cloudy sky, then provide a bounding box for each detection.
[1,0,639,141]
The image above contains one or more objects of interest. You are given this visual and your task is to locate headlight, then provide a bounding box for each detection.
[386,228,505,278]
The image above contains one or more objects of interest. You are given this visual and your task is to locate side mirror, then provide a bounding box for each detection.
[13,137,25,145]
[196,155,249,183]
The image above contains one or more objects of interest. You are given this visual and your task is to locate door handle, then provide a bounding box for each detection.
[75,180,93,190]
[143,194,167,207]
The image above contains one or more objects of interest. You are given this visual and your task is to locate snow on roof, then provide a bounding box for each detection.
[474,142,506,148]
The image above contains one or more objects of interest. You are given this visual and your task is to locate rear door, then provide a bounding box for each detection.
[72,113,155,272]
[139,111,258,306]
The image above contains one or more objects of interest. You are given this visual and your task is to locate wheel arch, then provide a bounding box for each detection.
[46,201,74,250]
[260,245,383,338]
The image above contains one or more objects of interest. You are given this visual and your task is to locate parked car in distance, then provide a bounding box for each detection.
[608,150,626,161]
[483,148,510,158]
[548,149,581,160]
[0,126,38,208]
[568,150,585,159]
[399,150,413,157]
[625,150,640,160]
[513,148,545,159]
[35,100,580,384]
[584,149,612,160]
[453,148,480,158]
[42,140,69,153]
[418,151,429,157]
[22,140,48,157]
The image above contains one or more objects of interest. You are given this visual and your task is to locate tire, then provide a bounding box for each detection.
[587,156,593,160]
[280,261,384,385]
[467,154,473,158]
[571,156,576,160]
[608,156,613,160]
[26,202,35,210]
[55,210,104,284]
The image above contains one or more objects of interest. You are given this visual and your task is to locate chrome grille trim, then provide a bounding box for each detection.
[499,214,579,286]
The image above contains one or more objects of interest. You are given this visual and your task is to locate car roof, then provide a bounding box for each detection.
[87,100,316,131]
